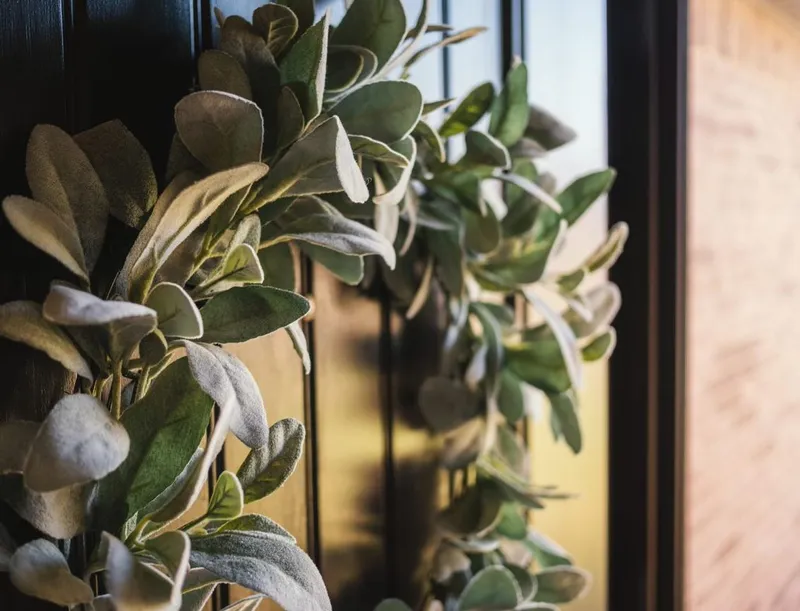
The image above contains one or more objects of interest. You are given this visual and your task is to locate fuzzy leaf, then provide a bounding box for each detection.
[498,369,525,424]
[326,46,366,92]
[253,3,299,57]
[0,422,39,474]
[277,0,314,36]
[458,565,521,611]
[145,531,190,586]
[556,169,617,226]
[9,540,93,606]
[2,195,89,282]
[329,81,422,143]
[524,104,577,151]
[438,485,502,538]
[303,244,364,285]
[198,49,253,99]
[495,503,527,540]
[275,87,305,151]
[184,341,269,449]
[259,243,297,291]
[413,119,445,162]
[200,286,310,344]
[464,207,501,255]
[237,418,305,503]
[216,514,295,541]
[439,82,494,137]
[207,471,244,521]
[200,244,265,297]
[373,137,416,207]
[146,282,203,339]
[526,530,572,568]
[349,135,410,166]
[286,321,311,374]
[464,130,511,169]
[533,566,590,604]
[104,532,179,610]
[279,12,329,121]
[489,62,529,147]
[223,595,265,610]
[26,124,109,271]
[0,477,90,539]
[548,392,582,454]
[332,0,407,69]
[175,91,264,172]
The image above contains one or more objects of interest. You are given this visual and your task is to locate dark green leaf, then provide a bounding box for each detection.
[463,130,511,169]
[253,4,299,57]
[326,46,365,92]
[547,392,582,453]
[426,228,464,296]
[349,135,410,166]
[439,82,494,137]
[275,87,305,151]
[495,503,527,540]
[557,169,616,226]
[464,207,500,255]
[279,12,329,121]
[276,0,314,37]
[332,0,407,69]
[498,369,525,424]
[303,244,364,285]
[489,61,529,147]
[330,81,423,143]
[413,119,445,162]
[259,243,297,291]
[581,328,617,362]
[198,50,253,100]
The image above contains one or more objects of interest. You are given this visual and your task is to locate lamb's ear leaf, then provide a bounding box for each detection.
[286,321,311,374]
[547,391,582,454]
[146,282,203,339]
[9,540,93,606]
[275,87,305,151]
[302,244,365,286]
[458,565,522,611]
[25,124,109,271]
[277,0,314,37]
[533,566,591,604]
[2,196,89,283]
[439,82,495,137]
[581,328,617,362]
[413,119,445,162]
[259,243,297,291]
[279,12,329,122]
[331,0,407,70]
[463,130,511,169]
[349,135,410,166]
[255,117,368,205]
[206,471,244,521]
[198,244,264,297]
[524,103,578,151]
[0,300,92,379]
[0,479,91,539]
[586,221,629,272]
[489,61,529,147]
[237,418,305,503]
[175,91,264,172]
[144,530,190,589]
[405,27,486,69]
[24,394,130,492]
[222,595,267,611]
[73,119,157,228]
[198,49,253,99]
[373,136,417,207]
[253,3,299,57]
[326,46,365,93]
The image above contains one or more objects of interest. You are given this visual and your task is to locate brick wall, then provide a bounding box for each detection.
[687,0,800,609]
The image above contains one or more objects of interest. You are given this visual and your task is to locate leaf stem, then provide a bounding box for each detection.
[111,362,123,419]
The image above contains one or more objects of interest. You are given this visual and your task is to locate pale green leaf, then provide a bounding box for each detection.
[215,514,294,542]
[237,418,305,503]
[146,282,203,339]
[439,82,494,137]
[564,283,621,338]
[253,3,299,57]
[222,595,265,610]
[332,0,407,69]
[104,532,179,610]
[495,503,527,540]
[489,61,529,147]
[279,12,329,121]
[206,471,244,522]
[199,244,265,297]
[373,137,416,208]
[458,565,521,611]
[198,49,253,99]
[302,244,364,285]
[586,221,628,272]
[329,80,422,143]
[526,530,573,568]
[581,328,617,362]
[9,539,93,606]
[492,172,561,214]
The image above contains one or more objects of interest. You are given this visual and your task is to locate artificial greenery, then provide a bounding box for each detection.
[0,0,625,609]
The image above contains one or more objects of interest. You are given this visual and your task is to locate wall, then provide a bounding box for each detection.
[687,0,800,608]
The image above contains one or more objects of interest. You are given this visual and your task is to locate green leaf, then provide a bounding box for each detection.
[526,530,572,568]
[557,169,617,226]
[418,376,480,433]
[199,244,265,297]
[438,485,503,538]
[9,540,93,606]
[286,321,311,374]
[439,83,494,138]
[413,119,445,162]
[564,283,621,339]
[198,50,253,100]
[175,91,264,172]
[215,513,295,541]
[547,392,582,454]
[332,0,407,69]
[464,130,511,169]
[458,565,521,611]
[330,81,422,143]
[0,300,92,379]
[26,124,109,271]
[405,27,486,69]
[469,302,505,392]
[509,137,547,159]
[423,98,455,115]
[498,369,525,424]
[207,471,244,521]
[586,221,628,272]
[144,530,190,585]
[253,4,299,57]
[581,328,617,362]
[464,207,501,255]
[349,135,410,166]
[190,530,331,611]
[326,46,366,92]
[275,86,305,151]
[303,244,364,285]
[145,282,203,339]
[373,136,417,207]
[495,503,527,540]
[327,45,378,94]
[201,286,310,344]
[237,418,305,503]
[374,600,413,611]
[104,532,179,610]
[2,195,89,282]
[378,0,428,75]
[256,116,369,205]
[179,569,219,611]
[74,120,157,228]
[524,104,577,151]
[24,394,129,492]
[259,243,297,291]
[441,418,485,470]
[489,61,529,147]
[533,566,590,604]
[506,349,569,395]
[426,228,464,296]
[280,12,329,121]
[124,163,269,301]
[492,173,561,214]
[277,0,314,37]
[98,358,214,523]
[43,284,157,363]
[184,341,269,449]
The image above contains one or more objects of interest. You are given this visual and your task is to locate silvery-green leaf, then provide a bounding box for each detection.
[43,284,157,363]
[498,369,525,424]
[379,0,428,75]
[201,286,310,344]
[533,566,590,604]
[439,82,494,137]
[256,116,368,204]
[547,392,582,454]
[405,27,486,69]
[489,61,529,148]
[104,532,179,611]
[2,195,89,282]
[74,120,157,228]
[326,45,378,95]
[463,130,511,169]
[237,418,305,503]
[526,530,572,568]
[259,243,297,291]
[586,221,629,272]
[524,104,577,151]
[184,341,268,449]
[0,478,91,539]
[146,282,203,339]
[349,135,410,166]
[175,91,264,172]
[206,471,244,522]
[199,244,265,297]
[302,244,364,285]
[495,503,527,540]
[0,300,92,379]
[458,565,521,611]
[253,3,299,56]
[279,12,329,121]
[215,513,294,542]
[469,303,504,392]
[373,137,416,207]
[24,393,129,492]
[413,119,445,162]
[419,377,480,433]
[505,564,537,602]
[277,0,314,37]
[329,81,422,143]
[555,169,616,226]
[230,214,262,251]
[9,539,93,606]
[222,595,265,610]
[198,50,253,99]
[145,530,190,588]
[141,330,169,367]
[0,421,39,474]
[219,16,280,112]
[179,569,219,611]
[326,45,365,93]
[126,164,268,301]
[431,542,470,584]
[581,328,617,362]
[96,358,214,525]
[474,224,562,291]
[25,124,109,271]
[189,529,331,611]
[332,0,407,70]
[564,283,621,338]
[374,600,413,611]
[286,321,311,374]
[275,87,305,151]
[510,136,547,159]
[438,485,502,538]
